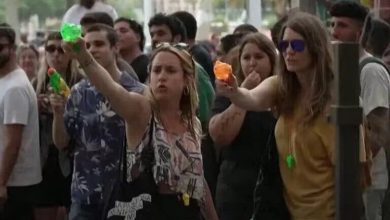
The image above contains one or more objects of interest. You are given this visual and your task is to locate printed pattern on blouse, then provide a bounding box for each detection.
[127,116,204,201]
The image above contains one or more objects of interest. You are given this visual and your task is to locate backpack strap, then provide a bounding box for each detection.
[359,56,390,75]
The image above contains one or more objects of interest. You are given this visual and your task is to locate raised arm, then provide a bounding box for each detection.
[209,73,262,147]
[216,75,279,112]
[62,38,150,128]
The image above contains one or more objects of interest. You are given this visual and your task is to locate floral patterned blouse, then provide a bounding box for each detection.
[127,116,205,201]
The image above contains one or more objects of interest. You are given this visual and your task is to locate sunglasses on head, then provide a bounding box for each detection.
[278,39,305,53]
[155,42,189,51]
[45,45,64,54]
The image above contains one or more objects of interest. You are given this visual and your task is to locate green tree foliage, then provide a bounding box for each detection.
[18,0,67,23]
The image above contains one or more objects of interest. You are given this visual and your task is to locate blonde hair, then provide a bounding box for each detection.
[147,44,201,139]
[277,12,334,124]
[36,32,82,95]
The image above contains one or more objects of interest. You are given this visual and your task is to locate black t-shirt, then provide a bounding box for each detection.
[117,58,139,81]
[190,44,215,87]
[131,54,149,83]
[212,96,276,202]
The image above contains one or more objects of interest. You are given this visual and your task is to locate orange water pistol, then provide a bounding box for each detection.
[213,60,232,81]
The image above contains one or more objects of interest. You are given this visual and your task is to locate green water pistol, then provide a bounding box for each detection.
[48,67,70,97]
[60,23,81,52]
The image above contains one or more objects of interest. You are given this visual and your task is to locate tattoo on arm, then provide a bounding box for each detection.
[219,110,242,129]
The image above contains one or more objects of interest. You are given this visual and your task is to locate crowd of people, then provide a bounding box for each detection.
[0,0,390,220]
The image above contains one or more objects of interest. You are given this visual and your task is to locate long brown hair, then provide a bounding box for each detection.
[278,12,333,124]
[236,32,277,85]
[36,32,82,95]
[147,44,200,139]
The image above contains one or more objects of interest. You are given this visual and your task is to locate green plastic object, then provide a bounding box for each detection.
[60,23,81,42]
[286,154,295,170]
[60,23,81,52]
[47,67,70,97]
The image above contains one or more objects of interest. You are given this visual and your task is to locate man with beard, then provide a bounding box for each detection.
[0,23,42,220]
[62,0,118,25]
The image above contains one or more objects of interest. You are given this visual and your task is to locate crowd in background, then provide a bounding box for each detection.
[0,0,390,220]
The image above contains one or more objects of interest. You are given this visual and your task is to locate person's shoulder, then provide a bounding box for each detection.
[94,2,118,15]
[132,54,149,65]
[191,44,212,60]
[70,78,89,92]
[191,44,207,53]
[195,62,211,78]
[117,58,140,81]
[64,4,82,14]
[267,75,280,85]
[5,68,31,87]
[2,78,32,100]
[94,1,114,8]
[360,55,389,72]
[65,4,80,11]
[62,4,83,23]
[361,61,390,83]
[139,54,150,62]
[362,62,388,73]
[120,71,145,93]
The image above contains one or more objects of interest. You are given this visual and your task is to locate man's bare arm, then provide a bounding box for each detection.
[0,124,24,186]
[366,107,389,155]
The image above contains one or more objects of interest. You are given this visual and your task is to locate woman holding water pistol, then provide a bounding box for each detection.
[209,32,278,220]
[216,12,337,220]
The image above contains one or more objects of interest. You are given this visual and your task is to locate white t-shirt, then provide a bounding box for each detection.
[360,56,390,190]
[62,1,118,25]
[0,68,41,186]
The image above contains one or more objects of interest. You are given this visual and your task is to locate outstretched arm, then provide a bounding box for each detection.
[216,75,279,112]
[62,38,150,128]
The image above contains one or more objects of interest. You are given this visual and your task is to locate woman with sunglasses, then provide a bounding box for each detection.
[209,33,280,220]
[216,12,336,219]
[61,37,218,219]
[34,32,83,220]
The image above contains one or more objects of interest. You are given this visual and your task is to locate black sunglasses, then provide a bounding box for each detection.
[278,39,305,53]
[0,43,10,51]
[45,45,64,54]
